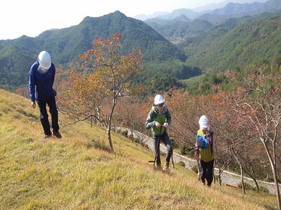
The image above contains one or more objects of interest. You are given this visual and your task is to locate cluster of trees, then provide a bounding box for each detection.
[0,45,34,91]
[179,12,281,73]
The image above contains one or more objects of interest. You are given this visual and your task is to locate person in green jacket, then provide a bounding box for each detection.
[145,94,173,171]
[195,115,215,187]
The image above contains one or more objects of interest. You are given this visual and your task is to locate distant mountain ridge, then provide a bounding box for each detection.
[209,0,281,17]
[144,0,281,43]
[191,0,268,12]
[1,1,281,93]
[144,0,280,22]
[179,12,281,73]
[135,0,269,20]
[0,11,195,91]
[145,0,281,22]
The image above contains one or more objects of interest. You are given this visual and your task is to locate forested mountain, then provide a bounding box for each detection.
[197,0,281,25]
[209,0,281,17]
[1,2,281,93]
[146,19,213,44]
[145,0,281,42]
[0,11,197,91]
[145,0,280,22]
[180,12,281,73]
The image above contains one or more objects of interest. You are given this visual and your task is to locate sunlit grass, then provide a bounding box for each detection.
[0,89,278,209]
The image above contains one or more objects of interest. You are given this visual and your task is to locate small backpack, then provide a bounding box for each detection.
[196,134,209,149]
[196,130,213,149]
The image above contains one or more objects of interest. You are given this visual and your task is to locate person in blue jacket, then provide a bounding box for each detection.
[29,51,61,138]
[195,115,214,187]
[145,94,173,171]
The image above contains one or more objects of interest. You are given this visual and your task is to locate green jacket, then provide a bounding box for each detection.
[145,106,171,135]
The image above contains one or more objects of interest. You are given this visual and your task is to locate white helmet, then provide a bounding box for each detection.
[154,94,165,105]
[198,115,209,130]
[38,51,51,70]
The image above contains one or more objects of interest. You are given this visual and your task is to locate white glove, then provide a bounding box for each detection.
[163,123,168,128]
[154,121,161,127]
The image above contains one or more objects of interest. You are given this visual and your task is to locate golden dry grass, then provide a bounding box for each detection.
[0,89,278,210]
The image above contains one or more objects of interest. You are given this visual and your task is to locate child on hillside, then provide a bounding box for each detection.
[195,115,214,187]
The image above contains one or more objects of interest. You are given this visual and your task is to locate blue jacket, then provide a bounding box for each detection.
[29,60,56,102]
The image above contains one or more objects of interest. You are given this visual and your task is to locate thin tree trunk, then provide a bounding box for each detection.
[218,168,222,186]
[272,166,281,210]
[107,125,114,152]
[249,174,259,192]
[232,150,245,194]
[269,156,281,210]
[240,162,245,194]
[107,95,118,152]
[262,139,281,210]
[245,172,259,192]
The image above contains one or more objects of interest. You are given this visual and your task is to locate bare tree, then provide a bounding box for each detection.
[230,62,281,209]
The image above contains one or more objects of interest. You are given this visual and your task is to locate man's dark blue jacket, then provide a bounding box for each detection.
[29,60,56,102]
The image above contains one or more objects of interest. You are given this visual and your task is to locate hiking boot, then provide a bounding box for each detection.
[163,162,170,172]
[44,133,52,138]
[202,179,206,185]
[53,131,62,138]
[154,162,162,170]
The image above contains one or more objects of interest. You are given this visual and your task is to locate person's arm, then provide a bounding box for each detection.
[29,65,36,108]
[194,145,199,158]
[145,110,157,129]
[165,109,171,125]
[51,63,55,87]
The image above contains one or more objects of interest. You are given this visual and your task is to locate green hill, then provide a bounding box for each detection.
[179,12,281,73]
[0,89,277,209]
[1,10,281,93]
[0,11,194,92]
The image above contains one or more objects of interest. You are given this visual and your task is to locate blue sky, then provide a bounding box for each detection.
[0,0,267,40]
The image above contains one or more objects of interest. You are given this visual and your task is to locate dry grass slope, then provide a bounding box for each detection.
[0,89,278,210]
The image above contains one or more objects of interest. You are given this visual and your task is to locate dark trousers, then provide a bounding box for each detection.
[37,96,59,135]
[153,131,173,166]
[199,159,214,186]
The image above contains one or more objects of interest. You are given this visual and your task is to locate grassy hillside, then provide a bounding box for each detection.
[0,89,278,209]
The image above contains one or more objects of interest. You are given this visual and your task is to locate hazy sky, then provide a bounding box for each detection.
[0,0,262,40]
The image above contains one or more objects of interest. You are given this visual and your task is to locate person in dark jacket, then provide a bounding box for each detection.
[29,51,61,138]
[145,94,173,171]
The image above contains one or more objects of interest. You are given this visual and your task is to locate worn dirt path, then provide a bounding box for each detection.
[122,128,280,195]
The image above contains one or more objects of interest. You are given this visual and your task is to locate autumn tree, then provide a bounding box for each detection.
[217,87,272,192]
[112,95,149,143]
[14,86,29,99]
[58,33,144,152]
[229,61,281,209]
